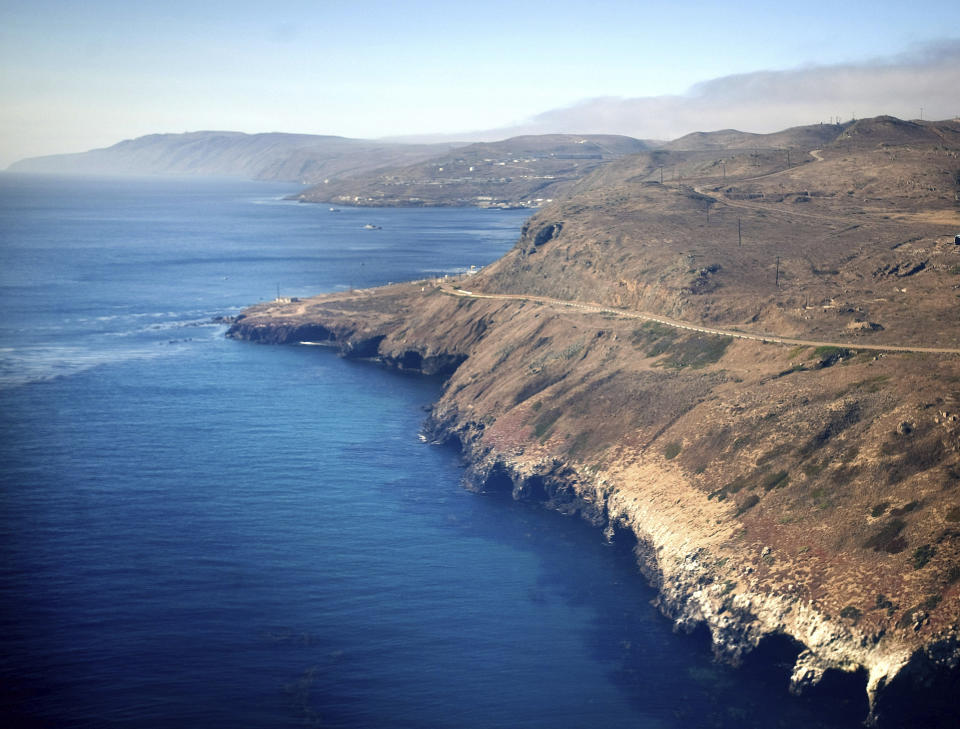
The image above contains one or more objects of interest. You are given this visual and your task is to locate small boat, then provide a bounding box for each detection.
[329,207,340,212]
[363,224,382,230]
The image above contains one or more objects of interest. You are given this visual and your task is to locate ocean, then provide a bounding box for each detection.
[0,173,866,728]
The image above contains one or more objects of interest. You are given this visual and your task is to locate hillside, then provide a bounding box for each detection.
[661,121,845,151]
[6,131,459,184]
[294,134,651,208]
[480,116,960,347]
[231,116,960,725]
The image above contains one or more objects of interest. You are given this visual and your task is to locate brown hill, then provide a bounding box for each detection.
[662,122,845,151]
[294,134,649,208]
[478,117,960,348]
[228,116,960,726]
[833,116,960,151]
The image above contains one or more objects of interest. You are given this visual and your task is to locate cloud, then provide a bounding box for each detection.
[476,38,960,141]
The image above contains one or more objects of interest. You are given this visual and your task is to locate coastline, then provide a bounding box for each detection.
[227,282,960,726]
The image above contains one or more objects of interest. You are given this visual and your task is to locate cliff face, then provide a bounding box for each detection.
[7,131,457,184]
[227,284,960,725]
[226,117,960,726]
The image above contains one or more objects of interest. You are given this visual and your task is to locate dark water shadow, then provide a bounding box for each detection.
[460,488,874,729]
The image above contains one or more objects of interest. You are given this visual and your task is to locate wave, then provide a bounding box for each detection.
[0,344,178,389]
[102,318,222,338]
[249,197,301,206]
[0,322,226,389]
[69,308,232,324]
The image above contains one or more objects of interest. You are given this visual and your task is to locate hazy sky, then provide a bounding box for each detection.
[1,0,959,167]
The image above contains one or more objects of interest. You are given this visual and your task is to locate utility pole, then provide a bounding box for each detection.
[775,256,781,288]
[738,217,742,247]
[721,161,726,180]
[659,166,663,184]
[786,149,791,167]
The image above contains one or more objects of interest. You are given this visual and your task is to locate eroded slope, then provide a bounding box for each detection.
[228,116,960,726]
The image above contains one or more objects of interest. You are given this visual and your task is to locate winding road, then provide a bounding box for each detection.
[440,148,960,356]
[441,285,960,355]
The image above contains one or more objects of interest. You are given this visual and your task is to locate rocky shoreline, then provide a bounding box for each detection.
[227,285,960,727]
[224,116,960,726]
[423,397,958,729]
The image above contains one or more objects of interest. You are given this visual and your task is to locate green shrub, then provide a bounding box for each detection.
[664,441,683,460]
[912,544,936,570]
[761,470,790,491]
[875,594,896,616]
[803,461,825,478]
[725,476,748,494]
[839,605,862,622]
[662,335,732,369]
[495,344,516,366]
[890,500,920,517]
[863,518,907,553]
[533,408,562,440]
[813,345,843,358]
[514,371,566,404]
[735,494,760,515]
[567,431,591,458]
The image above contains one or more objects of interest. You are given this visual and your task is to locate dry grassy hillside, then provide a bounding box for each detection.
[477,117,960,347]
[295,134,649,208]
[230,116,960,726]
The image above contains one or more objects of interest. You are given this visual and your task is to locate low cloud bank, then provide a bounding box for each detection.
[477,39,960,142]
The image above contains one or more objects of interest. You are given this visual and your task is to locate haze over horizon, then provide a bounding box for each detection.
[1,0,958,169]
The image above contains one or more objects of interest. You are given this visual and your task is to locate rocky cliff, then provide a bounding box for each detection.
[227,116,960,726]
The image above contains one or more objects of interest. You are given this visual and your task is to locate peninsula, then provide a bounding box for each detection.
[229,116,960,726]
[8,131,653,210]
[293,134,651,208]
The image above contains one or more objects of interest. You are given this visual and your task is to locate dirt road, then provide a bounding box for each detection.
[442,285,960,355]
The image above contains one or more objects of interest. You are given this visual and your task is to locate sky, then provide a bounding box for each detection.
[1,0,959,167]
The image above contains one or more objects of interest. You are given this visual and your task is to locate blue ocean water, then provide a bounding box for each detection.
[0,173,866,728]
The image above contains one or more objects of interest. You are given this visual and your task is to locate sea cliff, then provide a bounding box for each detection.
[228,116,960,725]
[227,278,960,726]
